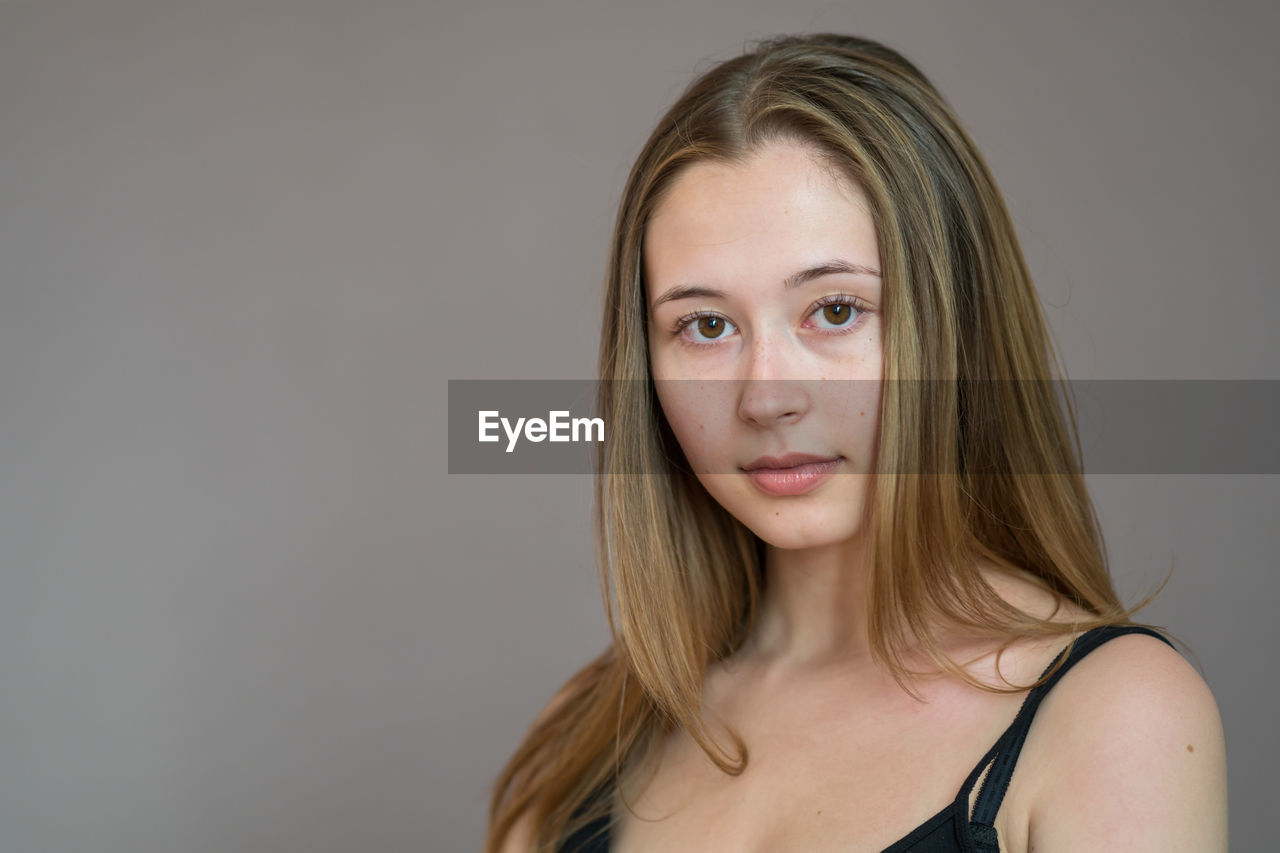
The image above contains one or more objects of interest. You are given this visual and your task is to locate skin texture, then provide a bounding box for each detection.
[604,140,1230,852]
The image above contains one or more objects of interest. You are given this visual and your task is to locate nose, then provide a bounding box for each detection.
[737,332,810,427]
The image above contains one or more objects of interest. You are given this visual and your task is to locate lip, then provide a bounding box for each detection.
[741,454,842,496]
[742,452,841,472]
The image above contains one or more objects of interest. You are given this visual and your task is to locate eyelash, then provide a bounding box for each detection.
[669,294,872,346]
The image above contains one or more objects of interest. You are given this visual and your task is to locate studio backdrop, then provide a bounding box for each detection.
[1,1,1275,851]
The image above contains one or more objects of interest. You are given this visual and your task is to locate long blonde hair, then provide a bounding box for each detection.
[486,32,1175,852]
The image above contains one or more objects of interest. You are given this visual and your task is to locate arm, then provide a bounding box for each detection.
[1028,634,1228,852]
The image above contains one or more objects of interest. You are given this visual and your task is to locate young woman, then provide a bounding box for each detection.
[487,33,1228,852]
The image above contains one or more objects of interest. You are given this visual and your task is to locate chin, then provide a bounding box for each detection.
[694,475,864,545]
[752,527,831,551]
[739,505,865,552]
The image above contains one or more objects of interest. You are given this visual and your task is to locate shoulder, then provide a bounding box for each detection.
[498,809,536,853]
[494,679,585,853]
[1024,630,1228,852]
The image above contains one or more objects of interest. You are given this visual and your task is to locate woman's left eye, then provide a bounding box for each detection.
[807,296,866,331]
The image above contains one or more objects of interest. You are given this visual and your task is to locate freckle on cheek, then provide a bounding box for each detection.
[1187,744,1195,752]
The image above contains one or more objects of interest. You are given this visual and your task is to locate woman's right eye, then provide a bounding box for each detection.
[673,313,738,345]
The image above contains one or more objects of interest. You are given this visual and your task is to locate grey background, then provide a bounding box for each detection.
[1,1,1275,851]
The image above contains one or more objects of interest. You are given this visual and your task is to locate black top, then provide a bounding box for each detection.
[558,624,1175,853]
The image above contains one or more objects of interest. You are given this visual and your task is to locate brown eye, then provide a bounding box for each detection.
[811,298,864,330]
[696,317,728,338]
[673,312,737,345]
[822,304,852,325]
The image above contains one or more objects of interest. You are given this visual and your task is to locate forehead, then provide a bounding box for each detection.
[644,142,878,291]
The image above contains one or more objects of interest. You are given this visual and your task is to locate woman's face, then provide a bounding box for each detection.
[644,139,884,551]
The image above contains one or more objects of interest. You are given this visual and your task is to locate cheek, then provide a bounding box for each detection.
[654,380,738,473]
[835,378,882,430]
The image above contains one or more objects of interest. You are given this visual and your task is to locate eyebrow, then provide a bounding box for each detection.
[649,259,882,311]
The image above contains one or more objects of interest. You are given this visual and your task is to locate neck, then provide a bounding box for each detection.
[742,532,875,668]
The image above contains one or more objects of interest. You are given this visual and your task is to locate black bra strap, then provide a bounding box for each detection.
[967,625,1177,833]
[559,783,613,853]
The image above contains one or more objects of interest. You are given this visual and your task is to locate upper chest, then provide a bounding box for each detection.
[608,652,1060,853]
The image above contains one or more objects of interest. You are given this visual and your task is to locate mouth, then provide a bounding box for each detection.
[740,454,843,496]
[741,452,842,472]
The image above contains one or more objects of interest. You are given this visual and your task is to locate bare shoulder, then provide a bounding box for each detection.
[980,563,1093,626]
[494,679,583,853]
[497,808,537,853]
[1024,630,1229,852]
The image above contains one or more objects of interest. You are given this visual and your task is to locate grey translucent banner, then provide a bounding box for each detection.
[448,380,1280,475]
